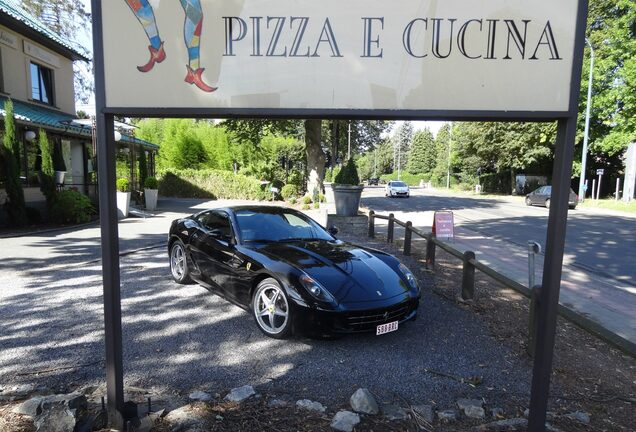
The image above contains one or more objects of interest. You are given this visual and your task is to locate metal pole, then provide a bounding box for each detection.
[347,121,351,161]
[528,242,536,290]
[597,173,602,200]
[578,39,594,202]
[528,117,579,430]
[615,178,620,201]
[374,148,377,178]
[446,125,452,188]
[591,178,596,201]
[92,0,125,429]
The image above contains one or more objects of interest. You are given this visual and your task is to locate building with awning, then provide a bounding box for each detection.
[0,0,157,221]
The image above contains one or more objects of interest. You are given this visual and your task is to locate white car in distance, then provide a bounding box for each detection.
[385,180,410,198]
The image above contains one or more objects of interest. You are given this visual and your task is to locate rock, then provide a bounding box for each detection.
[224,385,256,403]
[296,399,326,413]
[474,418,528,431]
[465,405,486,419]
[491,407,505,419]
[268,399,288,408]
[164,405,207,431]
[330,410,361,432]
[34,401,77,432]
[382,404,408,421]
[189,391,212,402]
[13,393,87,418]
[349,388,379,414]
[412,404,434,424]
[564,411,590,424]
[457,398,483,411]
[437,409,457,423]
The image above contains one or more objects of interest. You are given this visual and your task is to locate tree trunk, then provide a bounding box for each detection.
[305,119,325,194]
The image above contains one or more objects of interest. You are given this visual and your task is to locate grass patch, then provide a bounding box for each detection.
[580,198,636,213]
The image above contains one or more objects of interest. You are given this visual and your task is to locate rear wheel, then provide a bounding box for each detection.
[252,278,293,339]
[525,197,532,206]
[569,205,577,210]
[170,240,192,284]
[545,199,551,209]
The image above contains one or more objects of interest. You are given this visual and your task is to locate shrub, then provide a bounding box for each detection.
[38,129,56,206]
[25,207,41,224]
[334,159,360,185]
[158,169,270,200]
[281,184,299,200]
[144,176,158,189]
[301,203,310,210]
[313,202,320,209]
[312,187,320,204]
[116,178,130,192]
[302,195,313,204]
[319,193,326,203]
[50,190,94,224]
[289,197,297,205]
[2,99,27,226]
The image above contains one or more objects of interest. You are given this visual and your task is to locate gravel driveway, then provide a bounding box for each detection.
[0,206,534,411]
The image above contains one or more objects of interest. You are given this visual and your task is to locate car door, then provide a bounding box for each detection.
[191,211,243,299]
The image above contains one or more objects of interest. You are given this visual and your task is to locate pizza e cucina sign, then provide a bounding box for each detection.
[102,0,579,113]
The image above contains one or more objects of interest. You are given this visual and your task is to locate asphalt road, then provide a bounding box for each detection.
[0,198,533,411]
[362,187,636,286]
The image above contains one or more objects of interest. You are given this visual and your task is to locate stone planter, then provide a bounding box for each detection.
[54,171,66,185]
[331,184,364,216]
[116,191,130,219]
[144,188,158,211]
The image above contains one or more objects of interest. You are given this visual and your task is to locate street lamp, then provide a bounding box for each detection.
[578,38,594,202]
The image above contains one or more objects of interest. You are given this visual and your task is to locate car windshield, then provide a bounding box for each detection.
[391,181,407,187]
[235,209,333,243]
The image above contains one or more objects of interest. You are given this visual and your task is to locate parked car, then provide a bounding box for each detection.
[367,177,379,186]
[385,180,410,198]
[168,206,421,339]
[525,186,578,209]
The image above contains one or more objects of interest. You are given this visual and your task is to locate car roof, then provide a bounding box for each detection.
[196,205,304,215]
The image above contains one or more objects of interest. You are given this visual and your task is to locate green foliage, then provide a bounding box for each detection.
[407,128,436,174]
[116,178,130,192]
[393,122,414,173]
[301,203,310,210]
[280,184,299,199]
[313,202,320,209]
[302,195,313,204]
[379,172,427,186]
[2,99,27,226]
[288,197,297,205]
[158,169,270,200]
[25,206,41,224]
[49,190,94,224]
[319,193,326,203]
[144,176,158,189]
[138,148,148,188]
[334,159,360,185]
[38,129,56,206]
[312,187,320,203]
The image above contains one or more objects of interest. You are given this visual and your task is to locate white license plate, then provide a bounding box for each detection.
[376,321,398,336]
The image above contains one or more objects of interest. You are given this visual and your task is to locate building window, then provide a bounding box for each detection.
[30,62,54,105]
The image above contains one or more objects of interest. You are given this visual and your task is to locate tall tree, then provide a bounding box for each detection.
[393,122,414,174]
[407,128,436,174]
[2,100,27,226]
[21,0,93,102]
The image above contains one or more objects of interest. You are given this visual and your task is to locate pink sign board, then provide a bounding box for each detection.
[433,211,454,239]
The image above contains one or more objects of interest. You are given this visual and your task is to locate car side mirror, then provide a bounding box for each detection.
[328,225,339,236]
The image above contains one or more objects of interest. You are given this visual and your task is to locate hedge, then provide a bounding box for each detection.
[158,169,270,200]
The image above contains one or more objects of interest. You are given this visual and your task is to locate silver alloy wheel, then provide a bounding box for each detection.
[171,242,186,280]
[254,283,289,335]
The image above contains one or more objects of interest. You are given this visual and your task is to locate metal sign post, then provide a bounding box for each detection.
[91,1,589,430]
[596,169,604,200]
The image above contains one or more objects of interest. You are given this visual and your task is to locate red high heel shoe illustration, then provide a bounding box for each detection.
[184,65,217,92]
[137,42,166,73]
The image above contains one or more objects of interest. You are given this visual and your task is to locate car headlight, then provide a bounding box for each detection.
[299,274,336,303]
[399,263,418,291]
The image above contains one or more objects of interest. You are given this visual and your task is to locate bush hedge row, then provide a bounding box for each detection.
[158,169,270,200]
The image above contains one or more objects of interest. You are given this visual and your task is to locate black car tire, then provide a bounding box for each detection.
[252,278,293,339]
[545,199,551,209]
[569,205,577,210]
[525,197,532,206]
[170,240,193,284]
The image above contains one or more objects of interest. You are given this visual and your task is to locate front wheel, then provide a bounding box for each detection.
[525,197,532,206]
[545,199,551,209]
[170,240,192,284]
[252,278,293,339]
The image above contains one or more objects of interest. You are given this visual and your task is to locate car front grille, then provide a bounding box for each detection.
[345,301,413,331]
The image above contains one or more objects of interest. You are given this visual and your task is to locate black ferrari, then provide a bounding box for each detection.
[168,206,420,338]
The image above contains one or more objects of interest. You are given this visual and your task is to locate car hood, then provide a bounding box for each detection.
[389,186,409,191]
[255,240,412,304]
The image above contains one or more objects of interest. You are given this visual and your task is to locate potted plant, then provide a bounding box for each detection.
[116,178,130,219]
[144,176,158,211]
[331,159,363,216]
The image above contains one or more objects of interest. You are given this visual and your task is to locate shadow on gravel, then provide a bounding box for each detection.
[0,241,534,414]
